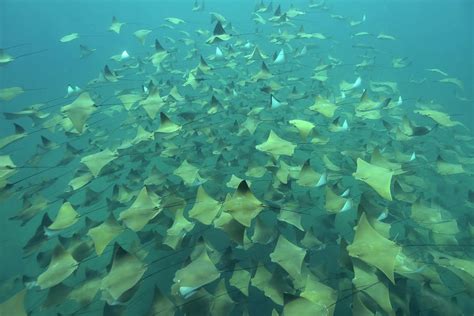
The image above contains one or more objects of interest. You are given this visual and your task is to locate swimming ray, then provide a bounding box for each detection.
[36,244,79,289]
[47,201,79,232]
[270,234,306,281]
[353,158,393,201]
[256,130,296,158]
[87,214,125,255]
[172,248,220,297]
[347,213,401,283]
[100,244,147,302]
[0,86,24,101]
[118,186,162,232]
[109,16,125,34]
[80,148,118,178]
[0,289,27,316]
[60,92,97,133]
[59,33,79,43]
[188,185,222,225]
[223,180,263,227]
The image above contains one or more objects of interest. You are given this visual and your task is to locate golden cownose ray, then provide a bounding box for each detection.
[323,155,341,172]
[300,273,337,315]
[126,125,154,147]
[245,46,269,61]
[100,244,147,302]
[0,289,27,316]
[59,32,79,43]
[309,95,338,118]
[68,170,93,191]
[117,93,142,111]
[167,85,184,102]
[172,249,220,297]
[392,57,410,68]
[0,49,15,65]
[283,297,331,316]
[118,186,161,232]
[173,160,204,186]
[410,201,460,239]
[347,213,401,283]
[148,286,175,315]
[0,86,24,101]
[432,252,474,279]
[311,69,329,82]
[213,211,246,245]
[80,148,118,178]
[296,160,327,187]
[206,21,231,44]
[151,49,169,68]
[248,216,274,245]
[183,71,200,89]
[188,185,222,225]
[435,155,464,175]
[325,186,351,214]
[251,61,273,81]
[283,273,338,316]
[289,119,314,140]
[223,180,263,227]
[0,123,26,150]
[36,245,79,289]
[133,29,152,45]
[414,109,461,127]
[156,112,182,133]
[353,158,393,201]
[251,264,284,305]
[377,33,396,40]
[164,208,195,250]
[369,81,399,94]
[47,201,79,231]
[68,269,102,306]
[370,148,405,175]
[277,202,304,231]
[352,259,393,314]
[109,16,124,34]
[209,279,235,315]
[256,130,296,158]
[139,90,164,119]
[438,77,464,90]
[165,17,185,25]
[87,215,125,255]
[229,265,251,296]
[0,155,16,189]
[270,235,306,281]
[60,92,97,133]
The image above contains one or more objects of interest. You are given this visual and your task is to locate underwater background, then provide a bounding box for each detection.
[0,0,473,315]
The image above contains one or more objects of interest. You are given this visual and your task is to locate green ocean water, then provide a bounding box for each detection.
[0,0,473,315]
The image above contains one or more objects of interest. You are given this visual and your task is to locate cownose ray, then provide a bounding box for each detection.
[171,248,220,299]
[60,92,97,133]
[188,185,222,225]
[87,214,125,255]
[255,130,296,158]
[80,148,118,178]
[36,244,79,289]
[223,180,264,227]
[59,33,79,43]
[100,244,147,303]
[118,186,162,232]
[353,158,394,201]
[46,201,79,232]
[0,86,24,101]
[270,234,307,281]
[347,213,401,283]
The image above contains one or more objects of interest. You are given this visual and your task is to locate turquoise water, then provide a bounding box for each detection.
[0,0,473,315]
